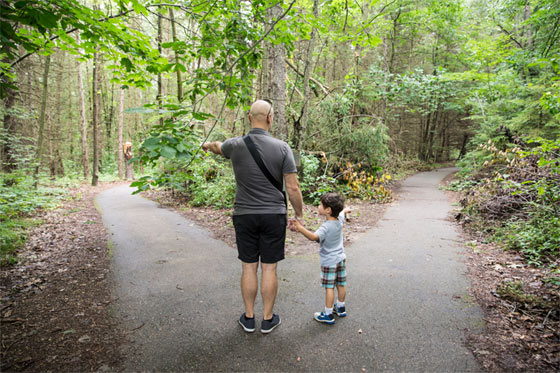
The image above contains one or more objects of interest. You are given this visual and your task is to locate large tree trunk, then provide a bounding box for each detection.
[267,3,287,140]
[117,88,124,180]
[92,51,101,186]
[33,55,51,187]
[77,56,89,178]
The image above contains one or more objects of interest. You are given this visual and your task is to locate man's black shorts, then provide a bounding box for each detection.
[232,214,287,264]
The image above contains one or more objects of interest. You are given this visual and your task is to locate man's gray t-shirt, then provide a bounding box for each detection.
[315,212,346,266]
[221,128,297,215]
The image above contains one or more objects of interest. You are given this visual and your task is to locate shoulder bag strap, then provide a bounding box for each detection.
[243,135,287,207]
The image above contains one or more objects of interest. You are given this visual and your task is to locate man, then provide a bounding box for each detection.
[202,99,304,334]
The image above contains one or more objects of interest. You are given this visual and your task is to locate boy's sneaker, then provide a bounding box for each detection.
[239,313,255,333]
[314,311,335,324]
[333,304,347,317]
[261,314,281,334]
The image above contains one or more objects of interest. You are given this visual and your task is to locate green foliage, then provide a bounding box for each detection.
[299,152,337,205]
[0,175,63,220]
[0,218,38,267]
[0,0,163,96]
[458,137,560,265]
[307,91,390,169]
[138,156,236,209]
[0,172,64,267]
[182,157,235,209]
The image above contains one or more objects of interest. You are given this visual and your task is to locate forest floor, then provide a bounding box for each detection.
[0,174,558,372]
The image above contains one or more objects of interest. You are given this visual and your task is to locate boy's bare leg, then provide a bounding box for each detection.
[241,262,259,318]
[336,285,346,303]
[325,287,335,308]
[260,262,278,320]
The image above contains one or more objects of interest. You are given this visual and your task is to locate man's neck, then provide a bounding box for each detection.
[251,124,269,131]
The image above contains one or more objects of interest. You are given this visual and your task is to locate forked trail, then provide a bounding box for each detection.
[96,167,482,372]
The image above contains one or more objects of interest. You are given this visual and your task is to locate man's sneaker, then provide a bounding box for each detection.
[314,311,335,324]
[333,304,347,317]
[261,314,281,334]
[239,313,255,333]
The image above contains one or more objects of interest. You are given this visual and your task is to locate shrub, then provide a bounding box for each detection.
[458,137,560,265]
[299,152,337,205]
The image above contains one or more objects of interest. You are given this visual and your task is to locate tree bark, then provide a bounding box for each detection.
[267,3,287,140]
[118,88,124,179]
[54,55,65,177]
[77,55,89,178]
[77,60,89,179]
[92,51,101,186]
[169,8,183,102]
[33,55,51,188]
[298,0,319,151]
[157,10,164,126]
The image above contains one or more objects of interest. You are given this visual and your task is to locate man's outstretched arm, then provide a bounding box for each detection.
[202,141,223,156]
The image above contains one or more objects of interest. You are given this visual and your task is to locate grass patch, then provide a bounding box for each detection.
[0,218,40,266]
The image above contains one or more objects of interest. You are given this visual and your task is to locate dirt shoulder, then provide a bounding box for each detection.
[0,182,126,372]
[441,172,560,372]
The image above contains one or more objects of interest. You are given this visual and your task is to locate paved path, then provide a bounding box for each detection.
[96,167,482,372]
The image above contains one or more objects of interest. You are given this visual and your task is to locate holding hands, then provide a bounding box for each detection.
[288,217,303,232]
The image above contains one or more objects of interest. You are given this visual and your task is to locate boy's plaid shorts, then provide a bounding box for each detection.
[320,259,347,289]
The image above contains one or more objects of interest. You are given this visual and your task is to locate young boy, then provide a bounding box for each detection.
[292,192,349,324]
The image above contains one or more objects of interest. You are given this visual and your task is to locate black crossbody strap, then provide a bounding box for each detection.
[243,135,287,206]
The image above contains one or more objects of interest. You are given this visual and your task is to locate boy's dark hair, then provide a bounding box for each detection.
[320,192,344,218]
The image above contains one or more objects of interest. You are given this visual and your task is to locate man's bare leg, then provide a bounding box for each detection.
[260,262,278,320]
[241,262,259,318]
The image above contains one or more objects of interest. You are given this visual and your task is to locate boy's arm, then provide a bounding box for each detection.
[293,220,319,242]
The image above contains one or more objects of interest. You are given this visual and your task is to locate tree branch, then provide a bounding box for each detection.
[285,58,329,96]
[496,23,524,49]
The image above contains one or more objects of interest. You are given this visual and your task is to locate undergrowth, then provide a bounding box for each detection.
[454,137,560,265]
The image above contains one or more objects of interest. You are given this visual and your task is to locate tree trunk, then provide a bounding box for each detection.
[118,88,124,179]
[267,3,287,140]
[157,10,164,126]
[33,55,51,188]
[299,0,319,150]
[77,56,89,178]
[1,88,17,172]
[92,51,101,186]
[169,8,183,102]
[54,56,65,177]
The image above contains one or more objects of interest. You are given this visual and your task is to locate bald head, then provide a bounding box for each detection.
[248,100,273,129]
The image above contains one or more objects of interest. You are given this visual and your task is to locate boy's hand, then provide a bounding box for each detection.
[288,217,302,232]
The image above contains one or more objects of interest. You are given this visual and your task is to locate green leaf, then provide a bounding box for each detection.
[160,146,177,159]
[37,10,58,29]
[192,112,214,121]
[120,57,134,72]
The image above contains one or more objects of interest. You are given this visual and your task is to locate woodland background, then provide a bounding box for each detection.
[1,0,559,266]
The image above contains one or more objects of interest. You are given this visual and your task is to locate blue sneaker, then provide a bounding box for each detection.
[239,313,255,333]
[261,314,281,334]
[333,304,347,317]
[314,311,335,324]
